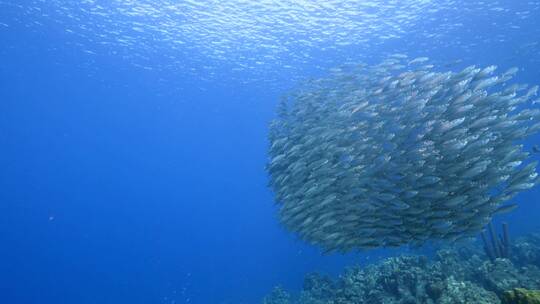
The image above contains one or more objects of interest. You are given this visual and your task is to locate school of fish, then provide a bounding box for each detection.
[267,56,540,252]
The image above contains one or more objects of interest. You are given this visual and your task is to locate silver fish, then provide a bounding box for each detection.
[267,57,540,252]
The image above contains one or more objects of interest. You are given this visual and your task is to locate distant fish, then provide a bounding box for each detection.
[493,203,518,215]
[444,59,463,68]
[408,57,429,65]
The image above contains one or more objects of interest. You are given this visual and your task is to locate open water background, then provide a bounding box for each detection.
[1,1,540,303]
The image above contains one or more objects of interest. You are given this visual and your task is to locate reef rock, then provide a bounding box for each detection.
[502,288,540,304]
[475,258,540,296]
[513,234,540,267]
[438,277,499,304]
[262,233,540,304]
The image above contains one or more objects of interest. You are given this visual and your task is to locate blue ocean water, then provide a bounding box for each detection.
[1,1,540,303]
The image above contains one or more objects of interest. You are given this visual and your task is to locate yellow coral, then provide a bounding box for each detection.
[502,288,540,304]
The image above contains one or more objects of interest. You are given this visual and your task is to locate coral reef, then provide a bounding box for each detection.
[262,234,540,304]
[502,288,540,304]
[513,234,540,267]
[263,286,292,304]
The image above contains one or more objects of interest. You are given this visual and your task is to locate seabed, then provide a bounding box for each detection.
[263,233,540,304]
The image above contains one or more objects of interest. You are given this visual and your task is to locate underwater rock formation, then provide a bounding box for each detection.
[262,234,540,304]
[474,258,540,295]
[502,288,540,304]
[263,286,292,304]
[513,234,540,267]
